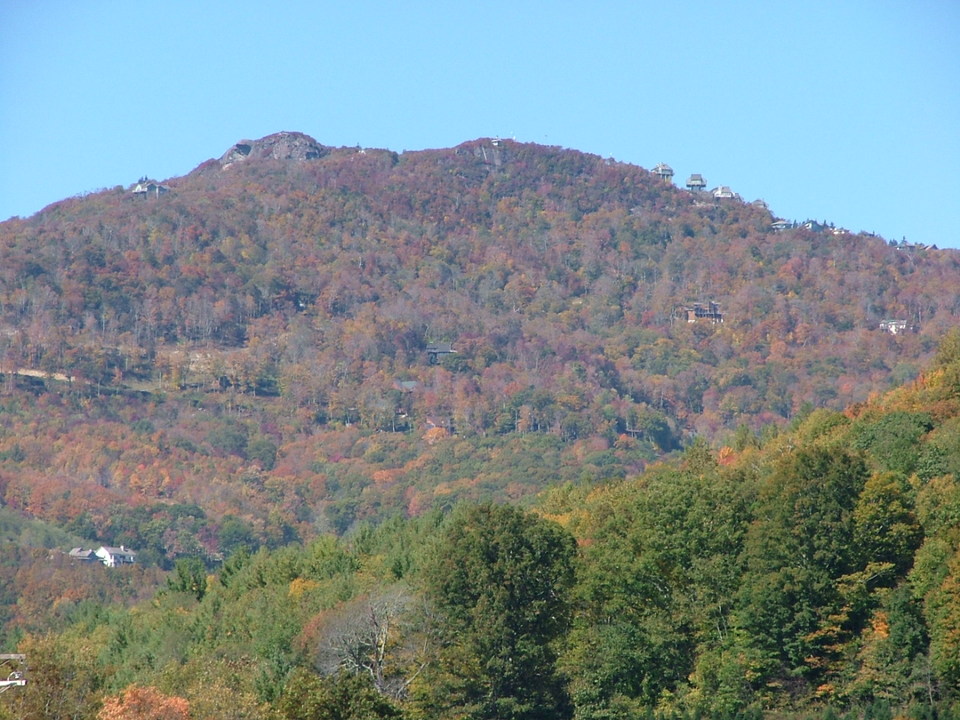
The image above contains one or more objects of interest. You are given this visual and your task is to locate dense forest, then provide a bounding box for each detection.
[2,329,959,719]
[1,133,959,558]
[0,133,959,718]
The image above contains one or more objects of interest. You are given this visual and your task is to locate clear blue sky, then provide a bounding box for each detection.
[2,1,958,247]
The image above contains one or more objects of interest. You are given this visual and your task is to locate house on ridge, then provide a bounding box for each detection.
[712,186,738,200]
[132,177,169,197]
[653,162,674,183]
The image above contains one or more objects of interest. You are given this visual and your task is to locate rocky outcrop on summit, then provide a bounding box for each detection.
[219,131,327,167]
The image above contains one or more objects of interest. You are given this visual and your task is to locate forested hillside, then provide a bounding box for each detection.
[0,132,958,563]
[3,331,959,719]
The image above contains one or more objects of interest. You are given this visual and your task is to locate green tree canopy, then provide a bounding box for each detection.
[417,503,577,720]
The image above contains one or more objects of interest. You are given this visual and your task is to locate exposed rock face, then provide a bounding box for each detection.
[219,132,327,167]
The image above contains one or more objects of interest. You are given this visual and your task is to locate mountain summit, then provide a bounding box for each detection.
[218,130,328,167]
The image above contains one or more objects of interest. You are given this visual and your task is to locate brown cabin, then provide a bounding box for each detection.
[680,301,723,324]
[653,162,674,183]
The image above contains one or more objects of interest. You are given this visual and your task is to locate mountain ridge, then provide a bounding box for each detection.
[217,130,329,168]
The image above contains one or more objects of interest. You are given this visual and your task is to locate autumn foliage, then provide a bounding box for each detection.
[0,136,957,558]
[0,136,959,718]
[98,685,190,720]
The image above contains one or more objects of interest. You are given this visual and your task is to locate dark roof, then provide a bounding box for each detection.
[132,180,169,194]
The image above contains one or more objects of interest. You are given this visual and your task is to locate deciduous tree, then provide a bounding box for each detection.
[417,504,576,720]
[98,685,190,720]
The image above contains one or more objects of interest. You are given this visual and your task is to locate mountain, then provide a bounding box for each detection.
[1,132,959,556]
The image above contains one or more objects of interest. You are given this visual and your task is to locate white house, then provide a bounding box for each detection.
[879,319,914,335]
[132,179,169,197]
[712,186,738,200]
[95,546,137,567]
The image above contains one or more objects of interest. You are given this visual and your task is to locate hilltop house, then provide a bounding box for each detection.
[132,178,169,197]
[653,162,674,183]
[712,186,738,200]
[685,174,706,192]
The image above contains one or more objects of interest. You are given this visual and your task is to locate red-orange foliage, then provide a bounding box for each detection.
[98,685,190,720]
